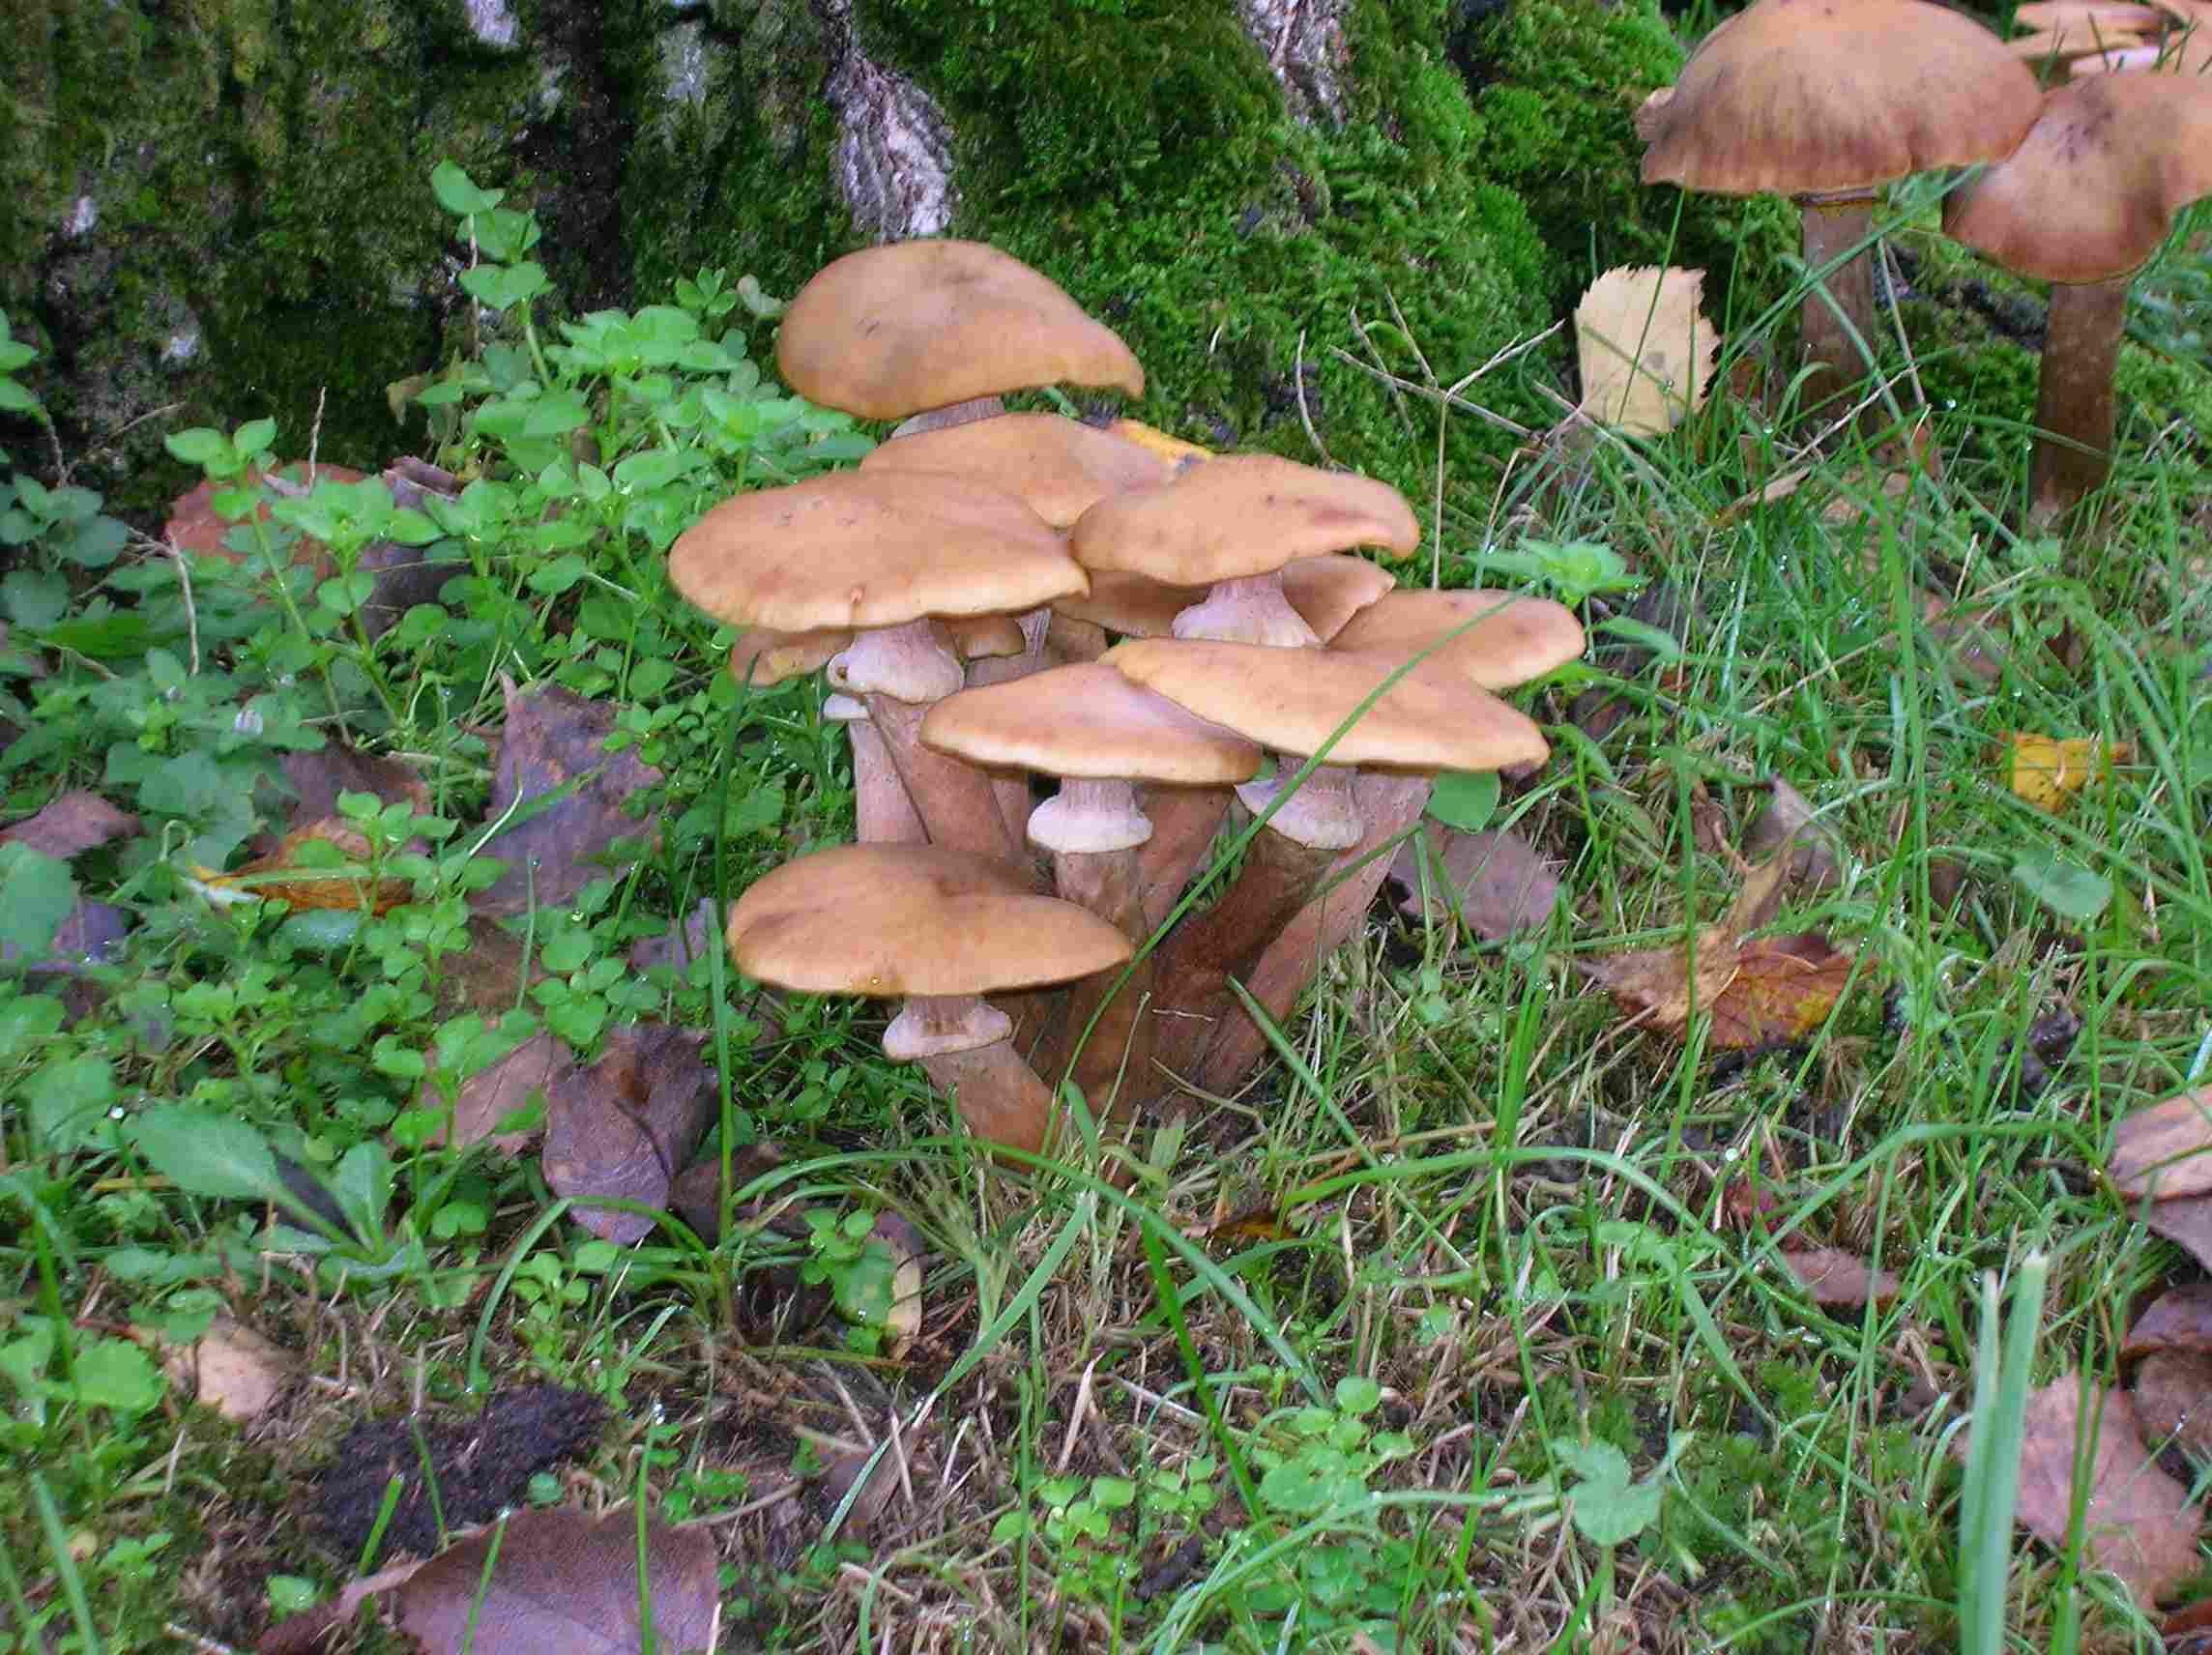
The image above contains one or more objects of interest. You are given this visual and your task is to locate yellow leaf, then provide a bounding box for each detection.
[1572,266,1717,438]
[2008,733,2128,812]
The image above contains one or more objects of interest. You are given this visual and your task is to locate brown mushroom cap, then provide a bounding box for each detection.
[1108,639,1550,772]
[776,241,1144,421]
[946,612,1028,660]
[1325,591,1586,690]
[1641,0,2043,196]
[1054,569,1206,637]
[1282,556,1396,643]
[1055,556,1394,641]
[860,413,1172,528]
[1069,454,1421,586]
[669,470,1087,633]
[919,662,1263,785]
[727,842,1133,997]
[728,626,852,687]
[1942,73,2212,282]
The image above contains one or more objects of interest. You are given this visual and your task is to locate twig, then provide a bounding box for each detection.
[1291,329,1334,468]
[1327,347,1535,438]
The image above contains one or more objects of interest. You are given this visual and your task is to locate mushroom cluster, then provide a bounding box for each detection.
[672,241,1586,1158]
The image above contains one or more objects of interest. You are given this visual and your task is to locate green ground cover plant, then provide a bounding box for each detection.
[1,128,2209,1655]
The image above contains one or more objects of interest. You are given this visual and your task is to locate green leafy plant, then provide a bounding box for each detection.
[800,1206,896,1351]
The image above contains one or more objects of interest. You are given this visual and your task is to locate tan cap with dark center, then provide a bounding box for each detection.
[920,662,1263,785]
[1942,74,2212,283]
[669,470,1086,633]
[1641,0,2042,196]
[1326,591,1585,690]
[1108,640,1550,772]
[777,241,1144,421]
[1070,454,1420,586]
[728,842,1132,997]
[860,413,1171,528]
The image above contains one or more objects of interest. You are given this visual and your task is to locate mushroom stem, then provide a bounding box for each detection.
[865,692,1030,868]
[1172,571,1323,649]
[1138,784,1234,934]
[828,696,928,844]
[1194,772,1432,1096]
[1798,196,1880,416]
[968,607,1056,845]
[1148,793,1353,1083]
[918,1040,1062,1155]
[2025,276,2127,531]
[1038,842,1155,1118]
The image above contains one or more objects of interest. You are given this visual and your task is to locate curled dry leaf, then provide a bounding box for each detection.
[2008,732,2128,813]
[198,819,412,915]
[1572,266,1717,438]
[162,1314,293,1422]
[393,1507,719,1655]
[0,791,139,858]
[1997,1376,2200,1607]
[539,1024,718,1244]
[1778,1246,1901,1309]
[1582,919,1857,1051]
[872,1211,927,1361]
[2133,1351,2212,1466]
[2109,1088,2212,1201]
[1386,828,1560,940]
[2121,1284,2212,1364]
[1742,777,1843,895]
[476,678,665,916]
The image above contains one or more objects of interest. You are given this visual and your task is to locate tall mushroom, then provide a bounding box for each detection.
[1640,0,2042,415]
[668,470,1087,863]
[1942,72,2212,526]
[727,844,1133,1155]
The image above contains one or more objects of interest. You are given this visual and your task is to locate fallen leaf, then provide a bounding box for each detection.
[279,744,429,828]
[2122,1286,2212,1364]
[1922,595,2007,683]
[1819,467,1911,527]
[1713,463,1813,526]
[2133,1351,2212,1466]
[540,1025,718,1244]
[200,819,411,915]
[666,1141,793,1245]
[475,679,664,916]
[1724,856,1792,937]
[2147,1197,2212,1274]
[2110,1089,2212,1201]
[1572,266,1717,438]
[2008,733,2128,813]
[0,792,138,858]
[164,462,370,580]
[820,1445,903,1539]
[1707,933,1858,1049]
[162,1314,293,1422]
[394,1506,719,1655]
[7,900,130,976]
[628,898,718,974]
[2002,1376,2200,1607]
[313,1384,609,1561]
[1579,924,1741,1038]
[421,1029,570,1154]
[1741,777,1843,895]
[433,915,550,1019]
[1777,1246,1901,1308]
[1386,828,1560,939]
[873,1211,927,1361]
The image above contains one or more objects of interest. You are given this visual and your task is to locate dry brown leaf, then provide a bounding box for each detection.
[476,679,665,916]
[2008,732,2128,813]
[393,1507,719,1655]
[162,1315,293,1422]
[279,744,429,828]
[1742,777,1844,895]
[873,1211,926,1361]
[1579,924,1742,1037]
[2146,1196,2212,1275]
[539,1025,718,1244]
[0,791,139,858]
[1819,468,1911,528]
[421,1029,570,1154]
[199,819,411,915]
[2005,1376,2201,1606]
[164,462,370,581]
[1725,856,1792,936]
[2122,1285,2212,1364]
[1573,266,1717,438]
[1778,1246,1901,1308]
[1386,828,1560,939]
[2134,1351,2212,1466]
[1708,933,1858,1049]
[2110,1088,2212,1201]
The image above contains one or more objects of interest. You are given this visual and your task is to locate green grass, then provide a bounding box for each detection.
[2,170,2210,1654]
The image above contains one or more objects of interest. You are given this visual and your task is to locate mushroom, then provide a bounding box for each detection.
[1639,0,2042,414]
[860,412,1171,529]
[668,470,1087,862]
[776,240,1144,424]
[1070,454,1419,648]
[824,693,927,845]
[727,844,1133,1154]
[1106,639,1551,1084]
[1325,591,1586,690]
[920,661,1264,1109]
[1941,72,2212,526]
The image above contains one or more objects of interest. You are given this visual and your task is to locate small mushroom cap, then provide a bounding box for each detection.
[777,241,1144,421]
[1070,454,1421,586]
[1108,639,1551,772]
[946,612,1028,660]
[669,470,1086,632]
[1055,556,1392,640]
[1942,73,2212,282]
[727,843,1133,997]
[1282,555,1396,642]
[1055,568,1205,637]
[729,626,853,687]
[1326,591,1586,690]
[919,661,1264,784]
[1641,0,2043,196]
[860,413,1172,528]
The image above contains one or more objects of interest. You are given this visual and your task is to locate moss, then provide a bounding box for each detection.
[1451,0,1795,324]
